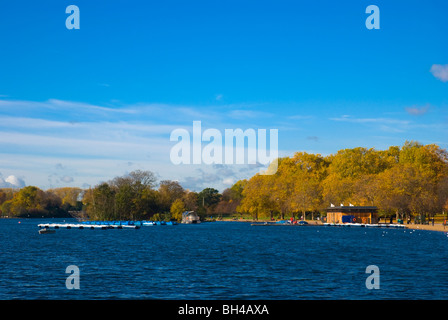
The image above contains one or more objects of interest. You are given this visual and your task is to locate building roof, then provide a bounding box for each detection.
[326,205,378,212]
[182,211,197,217]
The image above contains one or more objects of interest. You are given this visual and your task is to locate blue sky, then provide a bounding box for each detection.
[0,0,447,191]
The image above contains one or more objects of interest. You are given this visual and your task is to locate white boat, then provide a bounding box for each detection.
[39,228,55,234]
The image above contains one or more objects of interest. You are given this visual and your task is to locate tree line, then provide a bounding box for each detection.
[80,170,224,221]
[0,186,83,218]
[0,170,228,221]
[237,141,448,221]
[1,142,447,222]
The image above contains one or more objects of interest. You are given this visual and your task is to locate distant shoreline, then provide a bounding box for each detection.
[3,216,447,233]
[220,218,448,232]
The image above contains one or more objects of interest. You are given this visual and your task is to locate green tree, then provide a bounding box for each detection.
[197,188,221,215]
[110,170,158,220]
[88,183,116,220]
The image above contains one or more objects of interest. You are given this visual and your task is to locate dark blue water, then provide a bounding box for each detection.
[1,218,448,300]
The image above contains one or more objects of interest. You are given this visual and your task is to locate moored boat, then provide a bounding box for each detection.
[39,228,55,234]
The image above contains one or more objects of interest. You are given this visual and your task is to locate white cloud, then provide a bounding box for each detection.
[430,64,448,82]
[222,178,234,185]
[0,175,26,188]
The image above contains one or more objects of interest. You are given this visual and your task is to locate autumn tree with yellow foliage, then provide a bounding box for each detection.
[237,142,448,221]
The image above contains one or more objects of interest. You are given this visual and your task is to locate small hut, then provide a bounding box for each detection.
[182,211,201,224]
[326,205,378,224]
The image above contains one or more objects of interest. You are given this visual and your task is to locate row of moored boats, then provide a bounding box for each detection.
[80,220,178,226]
[38,220,178,233]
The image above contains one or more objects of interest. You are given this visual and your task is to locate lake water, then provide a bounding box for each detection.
[1,218,448,300]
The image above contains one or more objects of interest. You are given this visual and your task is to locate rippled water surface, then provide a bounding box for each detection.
[1,219,448,299]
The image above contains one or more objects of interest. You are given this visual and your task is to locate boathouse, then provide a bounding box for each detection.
[182,211,201,224]
[326,205,378,224]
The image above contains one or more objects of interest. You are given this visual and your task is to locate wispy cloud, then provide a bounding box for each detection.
[329,115,410,126]
[0,98,283,189]
[2,97,445,190]
[288,115,313,120]
[430,64,448,82]
[405,105,430,116]
[0,130,170,161]
[180,164,262,191]
[48,99,138,115]
[329,115,414,134]
[228,109,273,119]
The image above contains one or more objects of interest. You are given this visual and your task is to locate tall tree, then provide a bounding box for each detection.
[198,188,221,209]
[88,183,116,220]
[158,180,185,213]
[182,190,199,212]
[238,175,276,220]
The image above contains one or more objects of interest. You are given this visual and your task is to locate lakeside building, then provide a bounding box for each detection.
[326,205,378,224]
[182,211,201,224]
